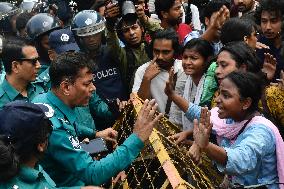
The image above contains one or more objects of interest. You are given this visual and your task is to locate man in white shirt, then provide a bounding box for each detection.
[132,29,186,114]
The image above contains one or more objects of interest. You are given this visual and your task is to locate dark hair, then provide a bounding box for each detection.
[149,28,180,58]
[220,18,257,45]
[116,16,143,44]
[49,52,94,88]
[219,41,261,73]
[155,0,176,20]
[200,0,231,24]
[1,36,33,74]
[182,38,214,70]
[91,0,105,12]
[0,119,52,182]
[225,71,263,113]
[255,0,284,25]
[16,12,33,32]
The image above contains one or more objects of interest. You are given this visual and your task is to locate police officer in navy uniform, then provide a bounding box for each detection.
[71,10,128,130]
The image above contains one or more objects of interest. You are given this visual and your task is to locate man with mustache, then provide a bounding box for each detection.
[234,0,258,18]
[32,51,163,187]
[132,29,186,114]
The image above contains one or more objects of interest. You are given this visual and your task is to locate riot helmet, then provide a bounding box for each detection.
[26,13,61,69]
[0,2,21,35]
[71,10,105,53]
[26,13,61,40]
[19,0,38,13]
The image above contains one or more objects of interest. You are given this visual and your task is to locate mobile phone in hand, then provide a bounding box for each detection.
[80,138,108,156]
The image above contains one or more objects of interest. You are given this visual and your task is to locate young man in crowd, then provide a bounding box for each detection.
[132,29,186,114]
[0,37,44,108]
[183,0,230,54]
[255,0,284,81]
[154,0,192,43]
[32,51,162,187]
[105,2,150,93]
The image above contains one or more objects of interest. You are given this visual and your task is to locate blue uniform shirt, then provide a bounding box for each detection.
[32,91,144,187]
[0,78,44,109]
[0,165,81,189]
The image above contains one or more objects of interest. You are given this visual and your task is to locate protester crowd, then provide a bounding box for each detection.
[0,0,283,188]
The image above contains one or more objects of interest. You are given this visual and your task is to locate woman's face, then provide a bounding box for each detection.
[215,78,245,120]
[245,28,258,49]
[215,51,238,84]
[182,48,206,77]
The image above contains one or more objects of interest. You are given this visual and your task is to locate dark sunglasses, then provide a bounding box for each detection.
[16,57,40,65]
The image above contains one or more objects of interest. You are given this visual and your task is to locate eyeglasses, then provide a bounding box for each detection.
[16,57,40,65]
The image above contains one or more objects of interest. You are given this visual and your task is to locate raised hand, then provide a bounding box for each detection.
[105,2,120,19]
[209,5,230,30]
[262,53,277,81]
[144,57,161,81]
[164,67,175,97]
[133,99,163,142]
[193,107,212,149]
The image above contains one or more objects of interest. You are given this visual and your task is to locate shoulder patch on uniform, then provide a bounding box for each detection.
[68,136,81,150]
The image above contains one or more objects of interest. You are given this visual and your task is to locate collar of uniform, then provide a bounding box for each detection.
[1,78,37,101]
[18,164,56,187]
[35,67,50,83]
[1,78,21,101]
[46,91,76,125]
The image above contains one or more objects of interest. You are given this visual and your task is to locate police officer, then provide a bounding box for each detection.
[32,51,162,187]
[33,27,103,140]
[71,10,127,101]
[34,27,80,91]
[26,13,61,74]
[0,37,44,109]
[0,101,103,189]
[71,10,128,130]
